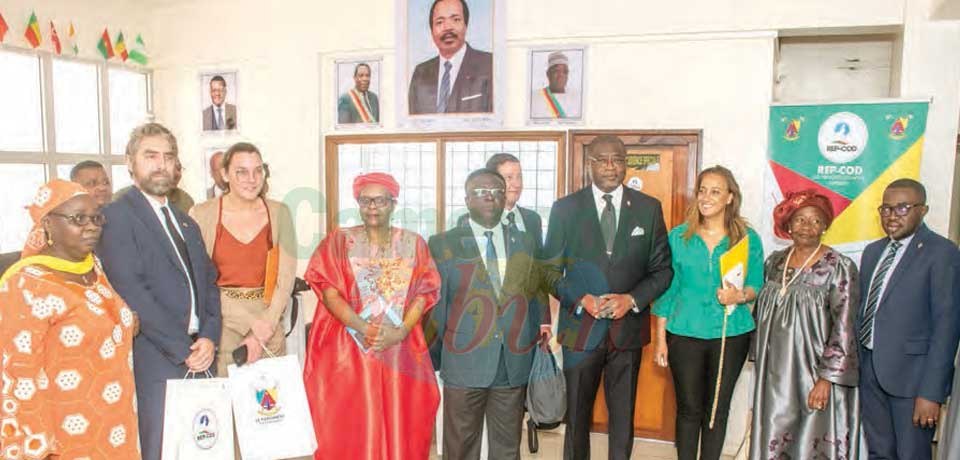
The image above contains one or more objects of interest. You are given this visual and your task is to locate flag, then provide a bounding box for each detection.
[24,12,41,48]
[0,13,9,43]
[115,31,128,61]
[128,33,148,65]
[68,21,78,55]
[97,28,114,59]
[50,21,61,54]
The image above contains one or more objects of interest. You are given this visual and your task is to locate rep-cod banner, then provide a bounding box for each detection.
[761,100,929,261]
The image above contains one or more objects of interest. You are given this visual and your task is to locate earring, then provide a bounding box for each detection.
[45,231,53,247]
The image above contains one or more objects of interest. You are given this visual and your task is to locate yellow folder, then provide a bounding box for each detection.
[718,237,748,313]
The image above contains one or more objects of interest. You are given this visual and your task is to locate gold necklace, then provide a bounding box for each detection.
[778,244,822,299]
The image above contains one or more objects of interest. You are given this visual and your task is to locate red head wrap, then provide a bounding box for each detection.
[352,172,400,200]
[772,189,835,240]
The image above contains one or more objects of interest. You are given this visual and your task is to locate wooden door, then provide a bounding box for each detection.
[567,130,701,441]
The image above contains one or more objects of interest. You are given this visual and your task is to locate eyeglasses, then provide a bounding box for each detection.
[48,212,106,227]
[357,196,395,208]
[469,188,505,199]
[878,203,925,217]
[587,156,627,167]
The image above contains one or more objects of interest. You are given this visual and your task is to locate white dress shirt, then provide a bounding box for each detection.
[437,45,467,104]
[501,206,526,233]
[468,217,507,280]
[140,188,200,334]
[864,231,916,349]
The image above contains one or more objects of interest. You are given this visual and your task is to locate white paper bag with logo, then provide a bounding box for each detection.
[228,352,317,460]
[161,373,235,460]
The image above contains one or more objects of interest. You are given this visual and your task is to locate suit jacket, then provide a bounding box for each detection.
[457,206,543,255]
[425,223,547,388]
[98,189,222,371]
[543,186,673,352]
[408,44,493,114]
[858,224,960,403]
[337,90,380,124]
[202,103,238,130]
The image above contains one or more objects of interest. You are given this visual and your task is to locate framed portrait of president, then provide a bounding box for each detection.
[397,0,506,129]
[335,58,383,129]
[528,47,586,124]
[199,70,239,133]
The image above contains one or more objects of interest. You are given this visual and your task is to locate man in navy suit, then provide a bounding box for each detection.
[408,0,493,114]
[97,123,222,460]
[426,168,549,459]
[543,135,673,460]
[858,178,960,459]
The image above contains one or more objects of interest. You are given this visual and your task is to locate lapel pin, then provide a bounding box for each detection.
[626,200,631,207]
[918,242,923,249]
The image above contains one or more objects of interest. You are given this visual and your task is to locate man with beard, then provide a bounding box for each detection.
[113,159,195,213]
[338,62,380,124]
[408,0,493,114]
[97,122,222,460]
[202,75,237,130]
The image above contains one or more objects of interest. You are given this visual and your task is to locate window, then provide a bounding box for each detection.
[326,132,566,239]
[0,48,151,252]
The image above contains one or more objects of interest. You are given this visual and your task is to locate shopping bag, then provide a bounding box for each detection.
[161,373,235,460]
[228,353,317,460]
[526,347,566,425]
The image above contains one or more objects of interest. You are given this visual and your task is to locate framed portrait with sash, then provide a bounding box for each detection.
[335,57,383,130]
[528,46,586,125]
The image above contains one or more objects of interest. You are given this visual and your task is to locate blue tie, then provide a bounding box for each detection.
[859,241,903,347]
[484,230,501,295]
[437,61,452,113]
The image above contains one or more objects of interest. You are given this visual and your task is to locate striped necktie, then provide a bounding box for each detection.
[437,61,452,113]
[859,241,903,347]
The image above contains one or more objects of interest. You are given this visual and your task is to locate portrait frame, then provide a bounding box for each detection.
[396,0,506,130]
[334,57,384,131]
[199,70,240,135]
[527,46,587,125]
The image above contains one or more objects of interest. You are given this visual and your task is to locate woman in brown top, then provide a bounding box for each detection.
[190,142,297,376]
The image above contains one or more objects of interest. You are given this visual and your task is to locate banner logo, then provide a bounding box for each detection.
[818,112,868,164]
[784,119,802,141]
[889,116,910,140]
[192,409,218,450]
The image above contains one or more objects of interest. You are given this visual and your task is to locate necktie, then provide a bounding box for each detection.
[161,206,199,308]
[363,93,375,122]
[859,240,903,347]
[216,107,224,130]
[505,211,518,233]
[484,230,502,295]
[601,194,616,255]
[437,61,452,113]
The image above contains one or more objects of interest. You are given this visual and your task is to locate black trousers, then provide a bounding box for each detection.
[562,341,643,460]
[667,332,750,460]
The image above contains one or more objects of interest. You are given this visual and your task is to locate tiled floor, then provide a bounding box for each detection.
[429,424,736,459]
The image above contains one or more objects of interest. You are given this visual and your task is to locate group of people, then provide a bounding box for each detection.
[1,122,959,460]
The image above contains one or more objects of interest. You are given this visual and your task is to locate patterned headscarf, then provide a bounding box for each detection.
[772,189,835,240]
[23,180,90,256]
[352,172,400,200]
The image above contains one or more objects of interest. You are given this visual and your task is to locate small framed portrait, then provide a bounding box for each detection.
[528,47,586,123]
[335,58,383,129]
[202,147,229,199]
[397,0,505,128]
[199,71,239,133]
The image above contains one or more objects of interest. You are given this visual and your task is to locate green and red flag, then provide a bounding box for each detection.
[23,12,41,48]
[97,28,114,59]
[50,21,61,54]
[0,13,9,43]
[128,33,148,65]
[115,31,128,61]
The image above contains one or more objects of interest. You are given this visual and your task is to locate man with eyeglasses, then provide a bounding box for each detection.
[425,168,549,459]
[542,135,673,460]
[858,178,960,460]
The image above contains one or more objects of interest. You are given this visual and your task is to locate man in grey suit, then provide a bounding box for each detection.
[97,123,222,460]
[426,168,550,459]
[202,75,237,130]
[408,0,493,114]
[337,62,380,124]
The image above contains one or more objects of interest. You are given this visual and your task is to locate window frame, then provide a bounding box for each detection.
[0,45,153,184]
[324,131,568,235]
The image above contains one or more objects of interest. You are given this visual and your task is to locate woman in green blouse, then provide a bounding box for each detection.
[651,165,764,460]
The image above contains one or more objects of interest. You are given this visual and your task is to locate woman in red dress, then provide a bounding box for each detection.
[303,173,440,459]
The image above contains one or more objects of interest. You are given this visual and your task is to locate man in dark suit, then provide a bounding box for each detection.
[426,168,550,460]
[97,123,222,460]
[457,153,543,252]
[337,62,380,124]
[543,135,673,460]
[858,178,960,459]
[408,0,493,114]
[202,75,237,130]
